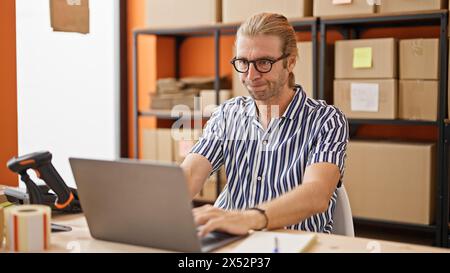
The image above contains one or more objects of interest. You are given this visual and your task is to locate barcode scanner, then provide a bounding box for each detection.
[7,151,82,214]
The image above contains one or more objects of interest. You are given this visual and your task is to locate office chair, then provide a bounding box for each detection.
[332,185,355,237]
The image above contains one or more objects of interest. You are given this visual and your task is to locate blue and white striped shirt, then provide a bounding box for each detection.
[191,85,349,233]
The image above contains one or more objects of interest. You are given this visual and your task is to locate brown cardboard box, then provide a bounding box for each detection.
[313,0,375,17]
[399,80,438,121]
[334,79,398,119]
[379,0,447,13]
[200,90,232,115]
[142,129,174,162]
[222,0,312,23]
[50,0,90,34]
[147,0,221,28]
[335,38,397,79]
[344,141,436,225]
[157,129,173,163]
[294,42,314,98]
[400,39,439,80]
[142,129,158,161]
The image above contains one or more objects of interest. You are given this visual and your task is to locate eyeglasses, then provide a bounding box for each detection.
[230,54,290,74]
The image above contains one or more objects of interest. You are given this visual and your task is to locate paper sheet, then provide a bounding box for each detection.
[232,231,317,253]
[353,47,373,69]
[350,83,379,112]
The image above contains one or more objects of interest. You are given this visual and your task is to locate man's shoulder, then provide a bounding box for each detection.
[304,96,348,124]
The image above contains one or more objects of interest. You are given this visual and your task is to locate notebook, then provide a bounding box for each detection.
[232,231,317,253]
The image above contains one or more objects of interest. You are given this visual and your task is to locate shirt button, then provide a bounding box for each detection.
[263,140,268,145]
[257,176,262,181]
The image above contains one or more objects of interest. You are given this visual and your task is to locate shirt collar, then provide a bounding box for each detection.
[282,85,306,120]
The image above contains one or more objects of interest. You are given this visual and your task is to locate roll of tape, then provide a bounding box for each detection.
[5,205,51,252]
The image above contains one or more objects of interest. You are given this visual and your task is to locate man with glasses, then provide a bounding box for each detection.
[181,13,349,237]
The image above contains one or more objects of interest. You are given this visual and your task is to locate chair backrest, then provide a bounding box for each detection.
[332,185,355,237]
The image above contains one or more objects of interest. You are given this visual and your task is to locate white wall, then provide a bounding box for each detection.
[16,0,120,187]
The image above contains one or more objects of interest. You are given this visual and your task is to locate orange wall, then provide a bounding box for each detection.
[0,0,18,186]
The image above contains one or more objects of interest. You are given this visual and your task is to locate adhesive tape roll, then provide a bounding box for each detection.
[4,205,51,252]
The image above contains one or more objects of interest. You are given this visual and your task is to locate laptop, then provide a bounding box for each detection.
[69,158,242,252]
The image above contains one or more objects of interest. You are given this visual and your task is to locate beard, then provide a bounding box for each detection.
[244,72,288,102]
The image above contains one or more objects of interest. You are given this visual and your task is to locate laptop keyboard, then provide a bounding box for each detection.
[200,231,237,246]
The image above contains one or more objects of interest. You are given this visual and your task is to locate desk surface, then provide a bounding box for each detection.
[34,214,448,253]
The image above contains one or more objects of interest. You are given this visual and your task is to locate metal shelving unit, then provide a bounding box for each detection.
[320,10,449,247]
[132,18,319,203]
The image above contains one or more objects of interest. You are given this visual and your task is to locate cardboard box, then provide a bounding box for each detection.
[222,0,312,23]
[334,79,398,119]
[147,0,221,28]
[294,42,314,98]
[344,141,436,225]
[313,0,375,17]
[400,39,439,80]
[142,129,174,163]
[200,90,232,115]
[142,129,158,161]
[335,38,397,79]
[399,80,438,121]
[157,129,173,163]
[50,0,90,34]
[378,0,447,14]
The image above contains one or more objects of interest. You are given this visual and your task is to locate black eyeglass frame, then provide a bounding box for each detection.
[230,53,290,73]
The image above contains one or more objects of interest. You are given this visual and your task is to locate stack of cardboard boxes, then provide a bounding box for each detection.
[399,39,439,121]
[151,77,230,111]
[334,37,438,225]
[334,37,440,121]
[334,38,398,119]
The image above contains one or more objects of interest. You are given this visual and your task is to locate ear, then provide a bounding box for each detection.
[287,56,296,73]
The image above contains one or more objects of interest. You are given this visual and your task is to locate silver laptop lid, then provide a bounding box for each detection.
[69,158,202,252]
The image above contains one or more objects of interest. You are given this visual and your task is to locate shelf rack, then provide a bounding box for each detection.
[320,10,449,247]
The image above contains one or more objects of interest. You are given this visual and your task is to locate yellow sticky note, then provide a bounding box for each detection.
[353,47,372,69]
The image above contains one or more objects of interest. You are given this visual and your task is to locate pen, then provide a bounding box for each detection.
[273,236,279,253]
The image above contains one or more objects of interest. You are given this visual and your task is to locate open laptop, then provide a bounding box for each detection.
[69,158,242,252]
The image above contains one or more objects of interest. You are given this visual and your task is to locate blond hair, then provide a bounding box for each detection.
[236,13,298,87]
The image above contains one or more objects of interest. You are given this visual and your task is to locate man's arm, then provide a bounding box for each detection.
[257,162,340,229]
[180,153,213,199]
[195,162,340,236]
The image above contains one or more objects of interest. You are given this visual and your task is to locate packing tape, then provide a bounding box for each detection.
[4,205,51,252]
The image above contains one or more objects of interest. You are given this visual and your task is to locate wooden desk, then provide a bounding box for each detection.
[39,214,449,253]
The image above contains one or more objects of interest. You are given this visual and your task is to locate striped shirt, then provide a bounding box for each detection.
[191,85,349,233]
